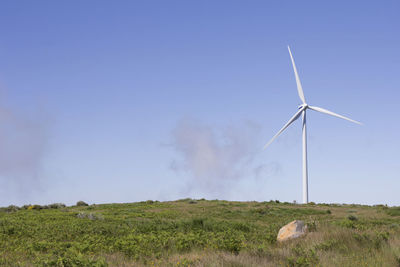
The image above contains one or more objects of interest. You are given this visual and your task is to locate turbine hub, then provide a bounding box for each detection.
[298,103,308,110]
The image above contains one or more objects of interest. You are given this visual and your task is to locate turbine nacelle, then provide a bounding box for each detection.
[298,103,308,110]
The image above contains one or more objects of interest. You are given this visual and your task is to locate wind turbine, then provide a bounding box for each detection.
[263,46,361,204]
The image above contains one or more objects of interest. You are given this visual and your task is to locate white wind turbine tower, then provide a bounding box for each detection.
[264,46,362,204]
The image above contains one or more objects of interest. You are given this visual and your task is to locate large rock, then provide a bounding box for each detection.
[277,220,307,242]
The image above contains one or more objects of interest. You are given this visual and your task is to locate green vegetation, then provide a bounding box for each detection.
[76,201,89,207]
[0,199,399,266]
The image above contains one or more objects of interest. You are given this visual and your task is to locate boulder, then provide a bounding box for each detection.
[277,220,307,242]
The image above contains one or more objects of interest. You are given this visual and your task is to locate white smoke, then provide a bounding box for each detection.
[0,103,50,205]
[170,118,280,195]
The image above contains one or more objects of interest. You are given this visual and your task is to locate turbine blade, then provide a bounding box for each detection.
[308,106,362,125]
[288,46,306,104]
[263,108,304,150]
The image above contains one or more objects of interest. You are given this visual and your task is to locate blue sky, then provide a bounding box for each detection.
[0,1,399,206]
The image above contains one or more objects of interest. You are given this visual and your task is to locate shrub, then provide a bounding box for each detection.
[396,256,400,266]
[253,206,270,215]
[288,247,319,266]
[36,250,107,266]
[348,215,358,221]
[216,230,244,254]
[76,212,104,220]
[48,203,66,209]
[32,205,44,210]
[265,232,276,244]
[76,201,89,206]
[386,207,400,216]
[326,209,331,214]
[177,198,192,202]
[232,222,251,232]
[6,205,20,213]
[191,218,205,229]
[315,239,348,253]
[307,221,317,232]
[373,231,390,249]
[374,204,388,209]
[353,232,369,243]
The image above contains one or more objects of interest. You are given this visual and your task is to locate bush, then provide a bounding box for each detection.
[348,215,358,221]
[374,204,388,209]
[315,239,344,251]
[373,231,390,249]
[288,247,319,266]
[253,206,270,215]
[76,212,104,220]
[32,205,45,210]
[216,230,244,254]
[36,249,107,266]
[6,205,20,213]
[48,203,66,209]
[191,218,205,229]
[353,233,369,243]
[177,198,192,202]
[307,221,317,232]
[386,207,400,216]
[265,232,276,244]
[76,201,89,206]
[326,209,331,214]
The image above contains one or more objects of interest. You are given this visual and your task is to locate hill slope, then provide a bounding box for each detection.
[1,199,400,266]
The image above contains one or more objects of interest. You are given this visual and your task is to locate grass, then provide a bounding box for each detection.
[0,199,399,266]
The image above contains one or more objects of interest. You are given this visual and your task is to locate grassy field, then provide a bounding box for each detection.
[1,199,400,266]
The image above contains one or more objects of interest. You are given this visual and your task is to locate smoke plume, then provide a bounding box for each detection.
[170,118,279,196]
[0,103,50,205]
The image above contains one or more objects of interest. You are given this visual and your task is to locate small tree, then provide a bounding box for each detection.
[76,201,89,206]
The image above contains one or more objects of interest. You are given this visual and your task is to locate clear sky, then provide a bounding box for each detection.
[0,1,399,206]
